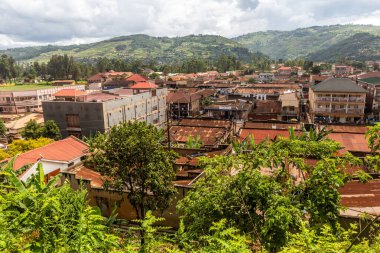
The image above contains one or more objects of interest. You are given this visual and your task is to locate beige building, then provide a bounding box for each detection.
[0,85,85,114]
[309,78,367,124]
[279,92,300,121]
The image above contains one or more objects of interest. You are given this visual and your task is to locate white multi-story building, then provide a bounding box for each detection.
[0,85,85,114]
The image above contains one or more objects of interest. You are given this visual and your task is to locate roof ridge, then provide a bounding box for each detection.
[13,136,89,169]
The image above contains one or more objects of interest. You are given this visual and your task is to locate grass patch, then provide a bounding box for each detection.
[0,84,55,91]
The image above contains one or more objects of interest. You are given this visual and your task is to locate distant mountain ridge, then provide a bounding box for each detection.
[0,34,258,63]
[1,24,380,62]
[233,24,380,61]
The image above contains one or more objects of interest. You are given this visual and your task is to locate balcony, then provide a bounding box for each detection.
[314,108,364,115]
[348,97,365,103]
[331,97,348,102]
[14,100,39,107]
[316,97,365,103]
[316,97,332,102]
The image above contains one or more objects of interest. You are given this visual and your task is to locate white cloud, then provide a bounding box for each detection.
[0,0,379,49]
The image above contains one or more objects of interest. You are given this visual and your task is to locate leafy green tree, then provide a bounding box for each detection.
[0,120,6,136]
[22,119,43,139]
[7,138,53,156]
[247,77,257,84]
[279,222,380,253]
[365,123,380,172]
[86,121,178,222]
[178,137,359,252]
[311,66,322,74]
[185,135,203,149]
[0,162,121,252]
[42,120,61,140]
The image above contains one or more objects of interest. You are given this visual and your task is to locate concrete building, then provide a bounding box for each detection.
[42,88,167,138]
[258,73,275,82]
[309,78,367,124]
[279,92,300,121]
[0,85,85,114]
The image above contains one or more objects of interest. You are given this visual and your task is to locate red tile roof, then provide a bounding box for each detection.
[13,136,89,170]
[130,82,158,89]
[88,73,104,81]
[53,89,87,97]
[127,74,147,82]
[167,92,202,103]
[67,165,104,188]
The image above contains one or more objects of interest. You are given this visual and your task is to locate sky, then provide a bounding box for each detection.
[0,0,379,49]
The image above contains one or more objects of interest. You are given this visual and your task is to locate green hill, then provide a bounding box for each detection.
[2,25,380,63]
[233,24,380,60]
[0,34,256,63]
[307,32,380,61]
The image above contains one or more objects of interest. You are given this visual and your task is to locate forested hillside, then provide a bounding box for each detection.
[234,24,380,60]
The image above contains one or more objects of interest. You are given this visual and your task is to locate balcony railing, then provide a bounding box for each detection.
[316,97,332,102]
[348,97,365,102]
[316,97,365,103]
[14,100,39,106]
[331,97,348,102]
[314,108,364,114]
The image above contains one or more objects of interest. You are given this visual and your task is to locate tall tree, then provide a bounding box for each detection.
[0,119,6,136]
[86,121,177,221]
[22,119,43,139]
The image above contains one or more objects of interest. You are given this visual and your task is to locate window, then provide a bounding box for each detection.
[66,114,80,128]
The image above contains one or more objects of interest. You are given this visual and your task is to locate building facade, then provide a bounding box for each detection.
[309,78,367,124]
[0,85,85,114]
[42,88,167,137]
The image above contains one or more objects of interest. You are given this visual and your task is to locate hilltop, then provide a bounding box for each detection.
[0,34,257,63]
[233,24,380,60]
[1,25,380,63]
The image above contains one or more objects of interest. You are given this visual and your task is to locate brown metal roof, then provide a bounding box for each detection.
[323,125,369,134]
[179,119,231,128]
[170,126,228,146]
[328,132,370,153]
[340,180,380,208]
[243,121,301,130]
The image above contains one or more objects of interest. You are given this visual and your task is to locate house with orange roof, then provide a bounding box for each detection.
[130,82,158,95]
[9,136,89,182]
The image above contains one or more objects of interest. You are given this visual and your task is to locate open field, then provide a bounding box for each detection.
[0,84,55,91]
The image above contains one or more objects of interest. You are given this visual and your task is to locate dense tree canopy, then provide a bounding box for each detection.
[178,134,361,252]
[22,119,61,140]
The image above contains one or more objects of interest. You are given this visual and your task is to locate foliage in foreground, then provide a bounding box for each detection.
[178,136,363,252]
[0,162,120,252]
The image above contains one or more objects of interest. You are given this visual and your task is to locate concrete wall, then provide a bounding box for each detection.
[43,89,167,137]
[43,101,105,137]
[62,171,189,228]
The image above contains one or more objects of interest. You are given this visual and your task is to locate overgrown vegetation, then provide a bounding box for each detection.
[1,124,380,252]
